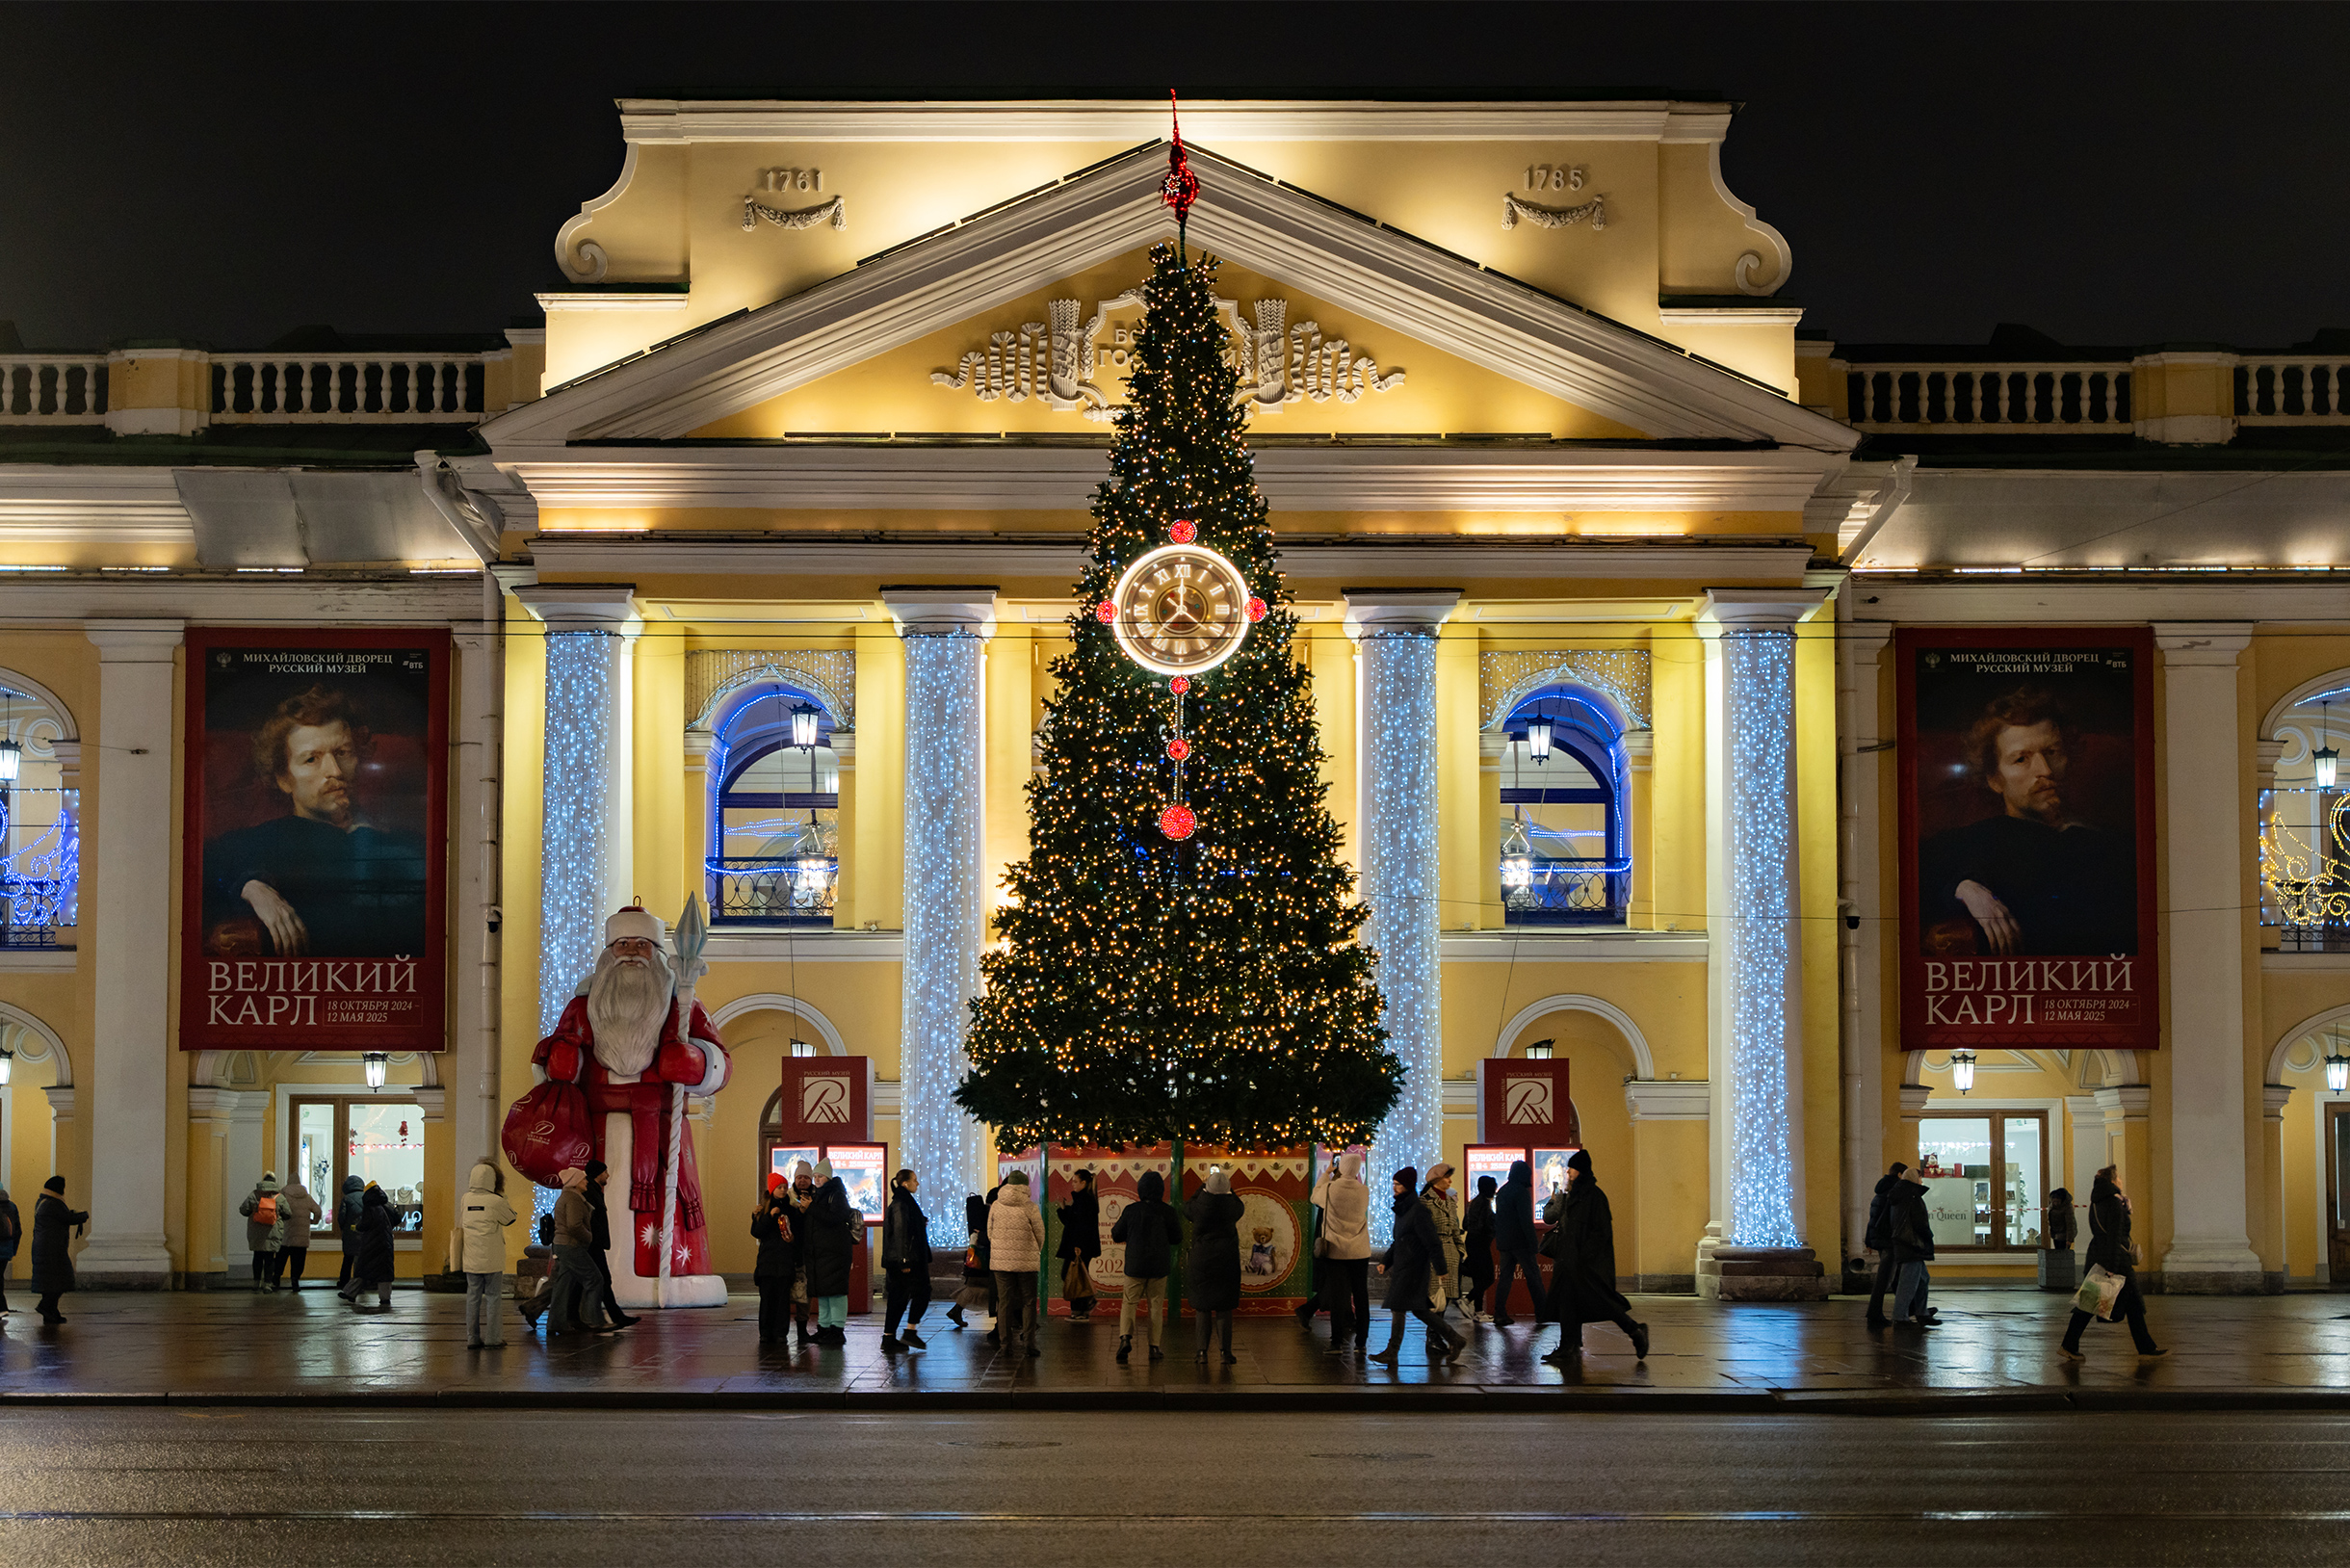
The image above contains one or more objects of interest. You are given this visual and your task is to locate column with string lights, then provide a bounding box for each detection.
[1346,591,1458,1242]
[887,588,995,1241]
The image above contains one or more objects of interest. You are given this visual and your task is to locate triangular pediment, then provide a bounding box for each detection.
[483,144,1855,456]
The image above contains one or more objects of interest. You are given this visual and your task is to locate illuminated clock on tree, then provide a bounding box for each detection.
[1107,542,1255,676]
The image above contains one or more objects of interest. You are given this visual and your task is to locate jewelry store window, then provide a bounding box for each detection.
[291,1095,428,1239]
[1916,1111,2047,1251]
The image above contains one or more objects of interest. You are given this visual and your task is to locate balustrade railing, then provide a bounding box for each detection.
[0,356,109,421]
[1846,364,2131,432]
[1501,855,1622,925]
[2235,358,2350,424]
[710,855,838,927]
[210,355,486,422]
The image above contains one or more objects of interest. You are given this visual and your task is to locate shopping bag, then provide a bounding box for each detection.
[2076,1264,2125,1321]
[1062,1258,1095,1300]
[501,1078,593,1186]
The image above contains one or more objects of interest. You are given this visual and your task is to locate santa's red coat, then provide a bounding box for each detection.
[533,995,732,1279]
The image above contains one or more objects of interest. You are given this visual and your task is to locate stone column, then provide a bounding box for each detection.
[885,588,994,1237]
[2154,622,2262,1291]
[1838,619,1893,1290]
[448,625,503,1179]
[1695,589,1828,1298]
[1345,590,1458,1234]
[1624,1079,1710,1292]
[2262,1083,2292,1292]
[513,587,638,1035]
[185,1086,265,1289]
[78,620,183,1287]
[682,728,717,919]
[2097,1085,2155,1243]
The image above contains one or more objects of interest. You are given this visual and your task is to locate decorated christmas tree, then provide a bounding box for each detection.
[953,226,1401,1153]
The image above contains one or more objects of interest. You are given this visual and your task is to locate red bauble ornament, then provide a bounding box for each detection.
[1159,802,1196,840]
[1095,600,1116,623]
[1169,518,1197,544]
[1166,737,1191,762]
[1169,675,1189,694]
[1245,596,1267,622]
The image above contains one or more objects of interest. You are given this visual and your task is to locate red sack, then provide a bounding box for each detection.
[502,1079,593,1186]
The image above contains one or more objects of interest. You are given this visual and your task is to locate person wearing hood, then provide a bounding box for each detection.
[1539,1150,1648,1363]
[1369,1167,1468,1366]
[30,1175,87,1324]
[881,1166,933,1352]
[951,1190,993,1331]
[1110,1168,1178,1364]
[238,1172,286,1292]
[0,1186,19,1316]
[986,1168,1047,1356]
[1304,1152,1371,1354]
[752,1172,800,1345]
[1056,1168,1102,1320]
[1887,1165,1940,1328]
[339,1184,398,1311]
[541,1166,609,1334]
[270,1173,323,1292]
[2059,1166,2165,1361]
[458,1161,518,1347]
[1462,1173,1499,1323]
[788,1161,818,1346]
[582,1161,639,1330]
[1421,1163,1465,1345]
[805,1159,858,1346]
[1864,1162,1910,1328]
[335,1173,366,1290]
[1186,1165,1246,1365]
[1491,1159,1547,1328]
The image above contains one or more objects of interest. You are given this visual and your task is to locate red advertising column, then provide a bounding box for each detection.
[772,1058,877,1313]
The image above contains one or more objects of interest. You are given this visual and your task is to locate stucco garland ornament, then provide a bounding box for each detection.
[1501,192,1607,231]
[742,194,847,232]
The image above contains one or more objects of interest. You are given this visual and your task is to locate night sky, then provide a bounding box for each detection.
[6,1,2344,353]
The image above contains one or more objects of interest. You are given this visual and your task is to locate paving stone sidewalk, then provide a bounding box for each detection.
[4,1286,2349,1412]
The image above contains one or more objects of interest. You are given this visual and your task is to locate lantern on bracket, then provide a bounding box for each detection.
[1948,1049,1977,1095]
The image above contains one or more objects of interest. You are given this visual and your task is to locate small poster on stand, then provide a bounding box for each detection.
[822,1141,888,1226]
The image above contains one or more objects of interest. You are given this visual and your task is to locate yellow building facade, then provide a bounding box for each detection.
[2,97,2345,1297]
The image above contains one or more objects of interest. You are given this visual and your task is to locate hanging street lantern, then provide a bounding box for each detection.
[1524,1038,1555,1059]
[2327,1048,2350,1094]
[2315,702,2339,790]
[1949,1048,1977,1095]
[1525,712,1554,765]
[362,1052,388,1090]
[790,700,821,751]
[0,1040,13,1085]
[0,737,18,783]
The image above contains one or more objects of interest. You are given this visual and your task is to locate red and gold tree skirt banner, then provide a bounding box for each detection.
[1042,1144,1172,1317]
[1176,1145,1311,1316]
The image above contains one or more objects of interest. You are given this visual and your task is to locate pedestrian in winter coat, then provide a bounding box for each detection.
[1539,1150,1648,1362]
[2046,1188,2078,1252]
[1110,1168,1178,1363]
[1421,1164,1464,1314]
[1887,1168,1938,1326]
[1369,1168,1466,1365]
[881,1168,932,1351]
[1863,1162,1909,1327]
[542,1167,606,1334]
[0,1187,19,1315]
[1490,1159,1548,1327]
[1056,1169,1102,1319]
[786,1161,818,1345]
[805,1160,859,1345]
[239,1173,286,1291]
[1462,1174,1498,1322]
[271,1177,322,1291]
[458,1162,518,1347]
[951,1190,993,1331]
[752,1173,799,1345]
[583,1161,638,1330]
[337,1185,398,1310]
[2059,1167,2165,1360]
[30,1175,85,1324]
[1301,1152,1371,1352]
[335,1174,366,1288]
[1186,1165,1246,1364]
[987,1169,1047,1356]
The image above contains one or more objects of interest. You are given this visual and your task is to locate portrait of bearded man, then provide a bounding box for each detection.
[521,904,733,1307]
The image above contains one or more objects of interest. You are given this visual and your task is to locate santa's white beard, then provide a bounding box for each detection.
[587,948,672,1078]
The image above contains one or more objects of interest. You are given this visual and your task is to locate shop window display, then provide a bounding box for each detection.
[1917,1111,2047,1251]
[290,1094,427,1236]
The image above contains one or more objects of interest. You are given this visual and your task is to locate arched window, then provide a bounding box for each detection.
[708,681,839,927]
[1,676,77,948]
[1497,684,1629,926]
[2264,677,2349,953]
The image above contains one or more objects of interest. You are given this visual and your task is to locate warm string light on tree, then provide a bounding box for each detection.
[953,241,1401,1153]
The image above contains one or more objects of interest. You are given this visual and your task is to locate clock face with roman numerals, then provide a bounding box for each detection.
[1110,543,1252,676]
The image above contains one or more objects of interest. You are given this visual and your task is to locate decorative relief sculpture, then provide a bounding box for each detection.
[930,288,1403,418]
[741,194,847,232]
[1501,191,1607,231]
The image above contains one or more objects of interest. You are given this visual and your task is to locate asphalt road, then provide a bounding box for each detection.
[2,1407,2346,1566]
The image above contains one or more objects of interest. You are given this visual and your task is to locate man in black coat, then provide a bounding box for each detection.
[1864,1161,1909,1328]
[1887,1169,1940,1327]
[1490,1159,1547,1328]
[1369,1167,1467,1366]
[584,1162,640,1329]
[1539,1150,1647,1363]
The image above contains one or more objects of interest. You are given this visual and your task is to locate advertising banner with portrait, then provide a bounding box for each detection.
[1896,628,2157,1052]
[181,630,450,1052]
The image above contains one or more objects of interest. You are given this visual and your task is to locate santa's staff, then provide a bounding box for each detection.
[657,893,711,1304]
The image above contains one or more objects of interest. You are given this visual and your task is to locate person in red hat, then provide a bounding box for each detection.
[519,905,733,1308]
[751,1172,799,1345]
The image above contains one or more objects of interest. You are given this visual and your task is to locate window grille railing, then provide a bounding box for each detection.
[1501,855,1623,925]
[709,855,837,927]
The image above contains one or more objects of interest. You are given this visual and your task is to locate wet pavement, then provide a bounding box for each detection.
[6,1285,2350,1410]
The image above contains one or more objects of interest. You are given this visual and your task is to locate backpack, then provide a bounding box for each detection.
[253,1192,278,1226]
